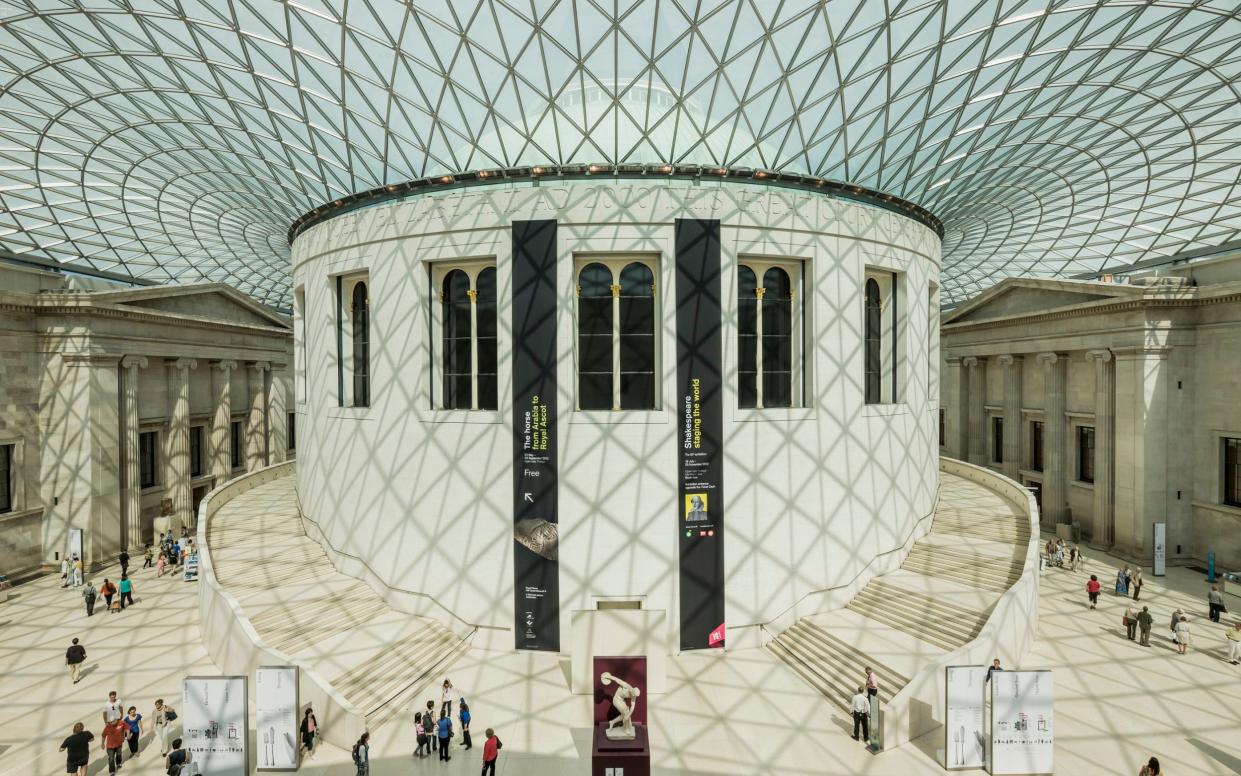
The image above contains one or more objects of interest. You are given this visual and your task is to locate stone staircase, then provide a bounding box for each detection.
[767,470,1027,712]
[207,475,468,730]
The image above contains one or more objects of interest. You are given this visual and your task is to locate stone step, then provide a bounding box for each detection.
[902,548,1022,580]
[899,558,1016,593]
[364,636,474,730]
[845,597,972,651]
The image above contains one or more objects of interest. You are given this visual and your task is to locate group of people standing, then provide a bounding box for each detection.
[59,689,186,775]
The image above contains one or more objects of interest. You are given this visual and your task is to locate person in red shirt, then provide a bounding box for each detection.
[1086,574,1101,609]
[480,728,502,776]
[102,717,128,774]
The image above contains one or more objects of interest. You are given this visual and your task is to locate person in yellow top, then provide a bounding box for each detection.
[1227,621,1241,665]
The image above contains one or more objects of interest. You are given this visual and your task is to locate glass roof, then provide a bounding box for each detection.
[1,1,1238,307]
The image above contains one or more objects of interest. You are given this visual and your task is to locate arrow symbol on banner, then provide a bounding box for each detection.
[523,493,534,503]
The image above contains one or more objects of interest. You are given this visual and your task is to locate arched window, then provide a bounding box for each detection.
[762,267,792,407]
[737,266,758,408]
[475,267,498,410]
[619,262,655,409]
[577,262,613,410]
[864,277,882,404]
[351,281,370,407]
[442,269,472,410]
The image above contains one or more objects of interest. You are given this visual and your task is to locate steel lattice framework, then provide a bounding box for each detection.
[1,1,1239,307]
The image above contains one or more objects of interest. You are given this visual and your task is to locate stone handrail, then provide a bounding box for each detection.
[196,461,367,749]
[879,456,1041,747]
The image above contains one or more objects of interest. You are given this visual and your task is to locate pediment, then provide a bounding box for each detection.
[113,287,288,328]
[948,283,1128,324]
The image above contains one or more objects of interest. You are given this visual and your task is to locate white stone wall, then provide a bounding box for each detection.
[293,182,941,647]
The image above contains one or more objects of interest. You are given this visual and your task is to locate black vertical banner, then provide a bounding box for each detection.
[675,218,726,651]
[511,219,560,652]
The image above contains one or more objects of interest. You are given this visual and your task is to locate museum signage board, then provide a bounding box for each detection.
[255,666,298,770]
[989,670,1054,775]
[675,218,725,651]
[511,218,561,651]
[1153,522,1167,576]
[183,675,248,776]
[945,665,987,769]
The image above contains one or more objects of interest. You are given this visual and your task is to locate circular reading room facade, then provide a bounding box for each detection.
[291,168,942,653]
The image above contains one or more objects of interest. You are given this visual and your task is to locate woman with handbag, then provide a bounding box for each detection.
[152,698,174,756]
[299,706,318,753]
[413,712,428,757]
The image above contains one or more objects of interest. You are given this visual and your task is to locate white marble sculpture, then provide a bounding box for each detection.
[600,672,641,740]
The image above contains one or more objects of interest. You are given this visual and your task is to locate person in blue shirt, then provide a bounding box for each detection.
[437,713,453,761]
[459,700,472,750]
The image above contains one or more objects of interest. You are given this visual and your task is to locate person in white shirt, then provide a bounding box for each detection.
[1226,622,1241,665]
[864,667,879,698]
[440,679,454,718]
[850,687,870,742]
[102,691,124,724]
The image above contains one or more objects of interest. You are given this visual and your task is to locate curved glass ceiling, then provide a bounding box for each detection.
[1,1,1239,307]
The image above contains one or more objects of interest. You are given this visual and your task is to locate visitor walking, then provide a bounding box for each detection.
[1169,608,1185,642]
[1227,621,1241,665]
[1138,755,1162,775]
[459,699,473,749]
[1175,615,1192,655]
[59,722,93,776]
[300,706,318,753]
[100,579,117,610]
[437,711,453,760]
[850,686,870,742]
[119,574,134,609]
[1073,545,1085,572]
[481,728,502,776]
[441,678,455,717]
[165,738,190,775]
[119,550,129,576]
[864,667,879,698]
[1131,567,1143,600]
[72,555,83,586]
[123,706,143,757]
[83,581,97,616]
[143,544,154,569]
[152,699,172,755]
[102,717,128,774]
[1087,575,1101,609]
[1208,585,1225,622]
[103,691,124,724]
[1124,603,1140,641]
[351,732,370,775]
[66,638,86,684]
[61,558,71,588]
[414,712,429,757]
[1116,566,1130,596]
[426,701,438,753]
[155,552,166,578]
[986,658,1003,681]
[1137,606,1154,647]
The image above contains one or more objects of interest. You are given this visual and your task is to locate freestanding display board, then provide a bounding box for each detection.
[990,670,1054,775]
[511,218,560,652]
[945,665,987,769]
[256,666,298,770]
[183,675,248,776]
[1153,522,1167,576]
[674,218,726,651]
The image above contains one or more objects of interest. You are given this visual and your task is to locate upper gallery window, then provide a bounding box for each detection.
[0,443,13,514]
[1077,425,1095,483]
[1223,437,1241,508]
[336,273,370,408]
[863,270,903,405]
[577,258,656,411]
[992,416,1004,464]
[189,426,205,478]
[293,286,306,402]
[431,262,497,411]
[230,420,244,469]
[738,260,802,409]
[139,431,158,489]
[1030,420,1044,472]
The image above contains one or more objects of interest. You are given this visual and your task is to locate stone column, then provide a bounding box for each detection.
[964,356,986,466]
[944,356,968,459]
[1086,349,1115,547]
[268,364,288,464]
[997,354,1023,481]
[120,356,147,549]
[1113,346,1171,559]
[247,361,271,470]
[1037,352,1068,526]
[166,358,197,529]
[210,360,237,483]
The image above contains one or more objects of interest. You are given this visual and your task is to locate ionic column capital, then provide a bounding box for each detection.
[1085,349,1113,364]
[1036,351,1062,366]
[250,360,271,372]
[212,359,238,372]
[944,355,963,367]
[961,356,981,367]
[996,354,1022,367]
[165,357,198,371]
[120,355,148,369]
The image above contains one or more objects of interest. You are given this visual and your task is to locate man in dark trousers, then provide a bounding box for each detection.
[118,550,129,575]
[83,582,97,617]
[1137,606,1154,647]
[66,638,86,684]
[850,686,870,742]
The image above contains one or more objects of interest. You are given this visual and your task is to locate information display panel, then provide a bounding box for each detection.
[256,666,298,770]
[945,665,987,769]
[1153,522,1167,576]
[990,670,1054,775]
[183,675,248,776]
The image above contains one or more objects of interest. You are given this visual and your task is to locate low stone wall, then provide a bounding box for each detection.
[880,456,1041,748]
[196,461,366,749]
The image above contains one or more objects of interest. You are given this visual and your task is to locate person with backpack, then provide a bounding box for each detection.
[413,712,428,757]
[459,699,473,749]
[165,738,191,775]
[143,544,154,569]
[352,732,370,775]
[437,711,453,761]
[425,701,438,753]
[66,638,87,684]
[152,698,174,755]
[481,728,502,776]
[83,582,97,617]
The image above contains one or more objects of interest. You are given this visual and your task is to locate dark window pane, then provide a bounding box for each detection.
[139,431,158,488]
[738,334,757,373]
[1078,426,1095,483]
[1031,421,1044,472]
[579,334,613,373]
[620,335,655,373]
[619,297,653,331]
[993,417,1004,464]
[763,371,792,408]
[476,268,497,337]
[478,338,497,375]
[738,372,757,409]
[1226,438,1241,507]
[738,266,758,409]
[738,296,757,334]
[477,375,498,411]
[0,444,10,513]
[578,263,612,298]
[761,336,790,369]
[579,298,612,335]
[442,270,471,409]
[762,268,792,336]
[619,262,654,296]
[578,372,612,410]
[620,371,655,410]
[864,278,882,404]
[351,281,370,407]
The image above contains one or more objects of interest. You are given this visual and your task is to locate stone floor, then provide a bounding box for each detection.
[3,525,1241,774]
